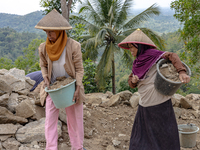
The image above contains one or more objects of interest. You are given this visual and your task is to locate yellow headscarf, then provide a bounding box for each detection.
[45,30,68,61]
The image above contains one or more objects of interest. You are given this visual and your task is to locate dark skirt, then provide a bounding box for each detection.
[129,99,180,150]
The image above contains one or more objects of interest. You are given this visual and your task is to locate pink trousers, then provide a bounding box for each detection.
[45,95,84,150]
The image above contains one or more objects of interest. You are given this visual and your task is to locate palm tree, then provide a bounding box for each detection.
[71,0,165,94]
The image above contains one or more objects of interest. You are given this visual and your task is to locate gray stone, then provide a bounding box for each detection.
[0,89,5,96]
[25,77,36,86]
[0,69,8,75]
[180,98,192,109]
[0,78,12,93]
[112,139,121,146]
[101,94,121,107]
[171,94,184,107]
[15,100,36,118]
[25,77,36,91]
[2,68,26,92]
[173,107,182,119]
[116,90,132,101]
[186,93,200,101]
[0,124,20,134]
[2,137,21,150]
[85,93,107,105]
[106,145,115,150]
[5,68,25,81]
[59,108,67,124]
[19,145,40,150]
[0,135,12,142]
[16,118,62,143]
[16,89,30,96]
[31,105,45,121]
[0,94,10,107]
[0,106,28,124]
[58,143,69,150]
[7,93,19,113]
[129,92,140,108]
[105,91,113,98]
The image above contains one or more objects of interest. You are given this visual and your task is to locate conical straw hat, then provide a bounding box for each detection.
[118,29,157,49]
[35,9,72,30]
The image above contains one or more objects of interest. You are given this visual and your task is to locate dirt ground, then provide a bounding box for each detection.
[37,103,200,150]
[38,77,200,150]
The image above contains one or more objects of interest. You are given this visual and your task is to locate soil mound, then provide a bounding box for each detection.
[159,62,181,82]
[49,76,75,90]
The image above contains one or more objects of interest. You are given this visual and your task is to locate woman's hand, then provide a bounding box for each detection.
[132,75,139,84]
[43,76,50,89]
[73,85,80,103]
[179,73,190,83]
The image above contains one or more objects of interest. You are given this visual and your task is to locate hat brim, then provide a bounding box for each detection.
[118,41,157,50]
[35,25,72,30]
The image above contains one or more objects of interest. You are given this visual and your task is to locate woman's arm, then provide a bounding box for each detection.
[38,43,50,88]
[72,42,84,86]
[72,42,84,103]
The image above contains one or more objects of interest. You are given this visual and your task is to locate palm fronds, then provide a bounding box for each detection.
[79,0,105,26]
[95,43,113,87]
[141,28,165,50]
[70,15,100,35]
[122,49,134,69]
[122,3,160,30]
[114,0,133,28]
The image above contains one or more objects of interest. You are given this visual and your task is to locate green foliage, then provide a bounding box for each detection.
[68,23,86,43]
[0,57,14,70]
[40,0,62,14]
[83,58,98,93]
[171,0,200,61]
[170,0,200,92]
[161,31,184,53]
[118,79,138,93]
[72,0,165,93]
[83,58,111,93]
[0,27,46,61]
[40,0,81,15]
[0,38,44,74]
[14,39,45,74]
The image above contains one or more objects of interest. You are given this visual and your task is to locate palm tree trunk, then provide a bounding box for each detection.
[112,59,116,94]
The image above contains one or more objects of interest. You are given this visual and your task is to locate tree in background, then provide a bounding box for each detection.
[40,0,81,21]
[171,0,200,64]
[0,58,14,70]
[0,38,45,74]
[171,0,200,91]
[14,39,45,74]
[71,0,165,94]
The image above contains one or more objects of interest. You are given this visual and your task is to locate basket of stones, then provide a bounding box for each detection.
[45,76,76,108]
[154,59,191,96]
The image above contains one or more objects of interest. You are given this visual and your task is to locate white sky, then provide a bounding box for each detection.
[0,0,173,16]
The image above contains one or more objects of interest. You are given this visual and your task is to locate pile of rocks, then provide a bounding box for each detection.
[0,68,200,150]
[0,68,49,149]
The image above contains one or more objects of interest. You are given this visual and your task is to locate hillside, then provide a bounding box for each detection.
[0,8,181,34]
[129,8,182,34]
[0,11,44,33]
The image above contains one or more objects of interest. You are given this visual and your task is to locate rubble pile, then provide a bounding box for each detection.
[0,68,200,150]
